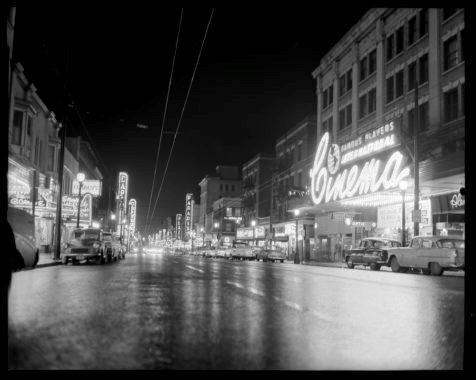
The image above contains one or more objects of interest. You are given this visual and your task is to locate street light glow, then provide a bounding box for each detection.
[294,209,300,216]
[77,172,85,182]
[251,220,256,227]
[399,180,408,191]
[214,222,219,228]
[111,213,116,220]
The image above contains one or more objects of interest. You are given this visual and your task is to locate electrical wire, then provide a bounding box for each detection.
[146,8,214,236]
[145,9,183,233]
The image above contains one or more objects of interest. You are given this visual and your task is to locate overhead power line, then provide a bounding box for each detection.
[146,8,214,235]
[145,8,183,232]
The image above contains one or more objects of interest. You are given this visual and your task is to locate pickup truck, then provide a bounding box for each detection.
[385,235,465,275]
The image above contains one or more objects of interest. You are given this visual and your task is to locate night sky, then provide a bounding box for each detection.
[12,6,369,232]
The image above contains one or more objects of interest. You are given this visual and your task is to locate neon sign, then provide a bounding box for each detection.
[309,130,410,206]
[185,193,193,238]
[129,199,137,233]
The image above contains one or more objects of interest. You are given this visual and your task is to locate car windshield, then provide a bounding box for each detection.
[436,239,465,249]
[81,230,100,240]
[373,240,401,248]
[102,234,112,241]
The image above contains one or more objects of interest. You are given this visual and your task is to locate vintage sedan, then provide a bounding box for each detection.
[62,228,110,264]
[386,235,464,275]
[102,232,124,260]
[345,237,402,270]
[257,246,286,263]
[230,242,258,260]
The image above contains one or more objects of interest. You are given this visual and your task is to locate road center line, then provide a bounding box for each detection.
[185,265,204,273]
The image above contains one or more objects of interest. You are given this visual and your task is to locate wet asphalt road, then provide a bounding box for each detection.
[8,252,465,370]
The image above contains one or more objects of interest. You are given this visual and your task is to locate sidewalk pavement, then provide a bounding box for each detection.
[35,252,62,268]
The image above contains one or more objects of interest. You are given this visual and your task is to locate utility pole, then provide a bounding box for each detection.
[413,79,420,237]
[54,122,66,260]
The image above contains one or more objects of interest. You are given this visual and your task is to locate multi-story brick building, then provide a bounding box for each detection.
[304,8,465,261]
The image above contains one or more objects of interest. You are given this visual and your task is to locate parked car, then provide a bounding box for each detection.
[102,232,124,260]
[385,235,465,275]
[345,237,402,270]
[230,241,257,260]
[205,246,218,258]
[215,246,233,259]
[194,246,209,257]
[62,228,110,264]
[257,246,286,263]
[174,248,187,256]
[7,207,39,270]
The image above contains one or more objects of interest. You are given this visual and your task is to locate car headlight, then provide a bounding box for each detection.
[63,243,70,249]
[93,242,100,249]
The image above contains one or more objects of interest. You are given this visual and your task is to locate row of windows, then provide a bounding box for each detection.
[387,9,428,62]
[219,183,236,192]
[444,30,464,72]
[225,207,241,217]
[360,49,377,82]
[278,143,304,169]
[278,172,305,193]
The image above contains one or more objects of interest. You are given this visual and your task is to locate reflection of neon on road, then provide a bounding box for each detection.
[309,132,410,206]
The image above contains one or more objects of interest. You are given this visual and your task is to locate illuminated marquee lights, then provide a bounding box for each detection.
[309,131,410,206]
[129,199,137,233]
[340,134,396,165]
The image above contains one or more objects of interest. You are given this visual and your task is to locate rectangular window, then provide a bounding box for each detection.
[395,70,404,98]
[322,88,328,109]
[47,145,55,172]
[444,88,459,122]
[346,70,352,92]
[359,94,367,119]
[231,184,235,192]
[368,50,376,74]
[328,84,333,105]
[220,184,223,192]
[346,104,352,126]
[396,26,405,54]
[226,207,232,217]
[443,8,458,20]
[339,109,346,130]
[386,76,394,103]
[419,54,428,83]
[235,208,241,217]
[368,88,376,114]
[408,61,417,90]
[297,144,302,161]
[34,137,40,166]
[297,172,302,188]
[444,36,458,71]
[12,110,23,145]
[461,29,465,62]
[360,56,367,81]
[419,8,428,38]
[339,74,346,96]
[386,34,394,61]
[408,16,417,45]
[419,102,429,132]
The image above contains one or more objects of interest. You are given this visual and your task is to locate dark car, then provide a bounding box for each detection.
[62,228,110,264]
[345,237,402,271]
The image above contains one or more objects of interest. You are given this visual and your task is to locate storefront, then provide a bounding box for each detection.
[430,192,465,237]
[236,225,266,246]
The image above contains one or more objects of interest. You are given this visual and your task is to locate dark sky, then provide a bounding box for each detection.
[12,6,369,233]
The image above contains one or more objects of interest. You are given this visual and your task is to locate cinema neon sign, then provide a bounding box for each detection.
[309,128,410,206]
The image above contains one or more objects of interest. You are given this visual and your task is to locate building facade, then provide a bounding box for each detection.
[198,165,242,235]
[212,197,243,246]
[305,8,465,261]
[242,153,274,227]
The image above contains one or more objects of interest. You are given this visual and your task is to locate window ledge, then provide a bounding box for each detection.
[442,61,465,76]
[442,10,464,25]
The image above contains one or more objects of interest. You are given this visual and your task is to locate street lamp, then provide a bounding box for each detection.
[251,220,256,247]
[214,222,219,246]
[76,172,85,228]
[200,227,205,247]
[294,209,300,264]
[110,213,116,232]
[399,180,408,247]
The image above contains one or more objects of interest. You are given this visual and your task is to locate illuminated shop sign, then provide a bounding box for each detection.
[129,199,137,233]
[118,172,129,204]
[176,213,183,240]
[72,180,102,197]
[185,193,193,237]
[309,126,410,206]
[62,194,92,224]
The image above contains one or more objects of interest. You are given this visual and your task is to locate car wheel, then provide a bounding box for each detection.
[281,260,284,263]
[369,262,380,271]
[346,259,354,269]
[429,262,443,276]
[390,257,401,272]
[62,257,68,265]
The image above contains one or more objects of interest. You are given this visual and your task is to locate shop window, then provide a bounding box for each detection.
[419,8,428,38]
[444,88,459,123]
[12,110,23,145]
[368,50,376,75]
[419,54,428,84]
[444,35,458,71]
[408,61,416,90]
[396,26,405,54]
[408,16,417,45]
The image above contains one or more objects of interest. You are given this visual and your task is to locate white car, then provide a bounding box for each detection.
[102,232,124,260]
[230,242,258,260]
[385,235,464,275]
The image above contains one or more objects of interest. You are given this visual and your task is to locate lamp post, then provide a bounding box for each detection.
[200,227,205,247]
[110,213,116,232]
[76,172,85,228]
[294,209,300,264]
[399,180,408,247]
[251,220,256,247]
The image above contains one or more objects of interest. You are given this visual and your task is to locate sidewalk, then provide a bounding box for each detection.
[35,252,62,268]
